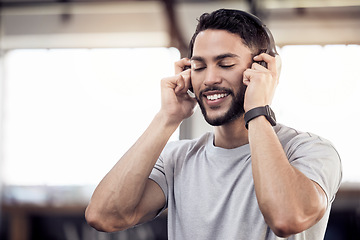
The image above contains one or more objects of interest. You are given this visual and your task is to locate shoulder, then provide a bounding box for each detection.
[275,123,342,201]
[274,123,341,176]
[161,132,212,159]
[274,123,338,155]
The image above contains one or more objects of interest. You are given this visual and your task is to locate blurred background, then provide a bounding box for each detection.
[0,0,359,239]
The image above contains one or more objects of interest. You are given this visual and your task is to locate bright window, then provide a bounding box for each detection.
[273,44,360,183]
[2,45,359,187]
[2,48,180,186]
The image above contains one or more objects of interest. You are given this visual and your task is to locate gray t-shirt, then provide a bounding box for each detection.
[149,123,342,240]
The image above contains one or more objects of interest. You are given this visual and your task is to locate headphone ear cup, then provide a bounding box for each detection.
[263,27,278,57]
[254,49,269,68]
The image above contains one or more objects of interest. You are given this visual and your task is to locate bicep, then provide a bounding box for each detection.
[135,179,166,225]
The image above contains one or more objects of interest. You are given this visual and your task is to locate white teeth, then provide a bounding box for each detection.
[207,93,228,100]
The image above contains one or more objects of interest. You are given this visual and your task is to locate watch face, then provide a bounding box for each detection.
[265,105,276,126]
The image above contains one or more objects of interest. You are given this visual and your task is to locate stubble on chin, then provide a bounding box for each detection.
[197,85,246,126]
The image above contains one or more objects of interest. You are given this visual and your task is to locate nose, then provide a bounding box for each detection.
[203,66,222,87]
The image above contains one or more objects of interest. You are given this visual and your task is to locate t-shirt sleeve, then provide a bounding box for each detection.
[284,132,342,204]
[149,156,168,208]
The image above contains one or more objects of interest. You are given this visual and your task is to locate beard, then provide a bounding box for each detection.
[196,85,247,126]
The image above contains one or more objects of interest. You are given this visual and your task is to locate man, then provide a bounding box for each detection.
[86,9,342,239]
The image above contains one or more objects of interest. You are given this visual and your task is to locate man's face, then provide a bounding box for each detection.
[190,29,253,126]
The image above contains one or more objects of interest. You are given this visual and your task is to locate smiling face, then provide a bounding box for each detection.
[191,29,253,126]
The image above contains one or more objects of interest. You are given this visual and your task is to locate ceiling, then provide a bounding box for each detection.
[0,0,359,51]
[0,0,359,7]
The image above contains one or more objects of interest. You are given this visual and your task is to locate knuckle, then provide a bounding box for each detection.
[161,77,168,83]
[175,58,186,66]
[161,76,171,86]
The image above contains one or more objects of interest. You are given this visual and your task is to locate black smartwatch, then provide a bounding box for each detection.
[244,105,276,129]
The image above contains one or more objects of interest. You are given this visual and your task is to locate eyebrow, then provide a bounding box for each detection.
[191,53,240,62]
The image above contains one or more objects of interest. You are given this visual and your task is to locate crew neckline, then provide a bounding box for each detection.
[205,132,251,159]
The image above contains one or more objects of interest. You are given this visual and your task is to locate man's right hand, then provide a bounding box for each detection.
[160,58,197,126]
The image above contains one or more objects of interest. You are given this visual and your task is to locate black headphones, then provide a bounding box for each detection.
[237,10,278,67]
[187,9,278,93]
[189,9,277,66]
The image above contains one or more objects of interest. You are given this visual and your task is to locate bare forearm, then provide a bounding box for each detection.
[86,112,178,230]
[248,116,326,236]
[86,57,195,232]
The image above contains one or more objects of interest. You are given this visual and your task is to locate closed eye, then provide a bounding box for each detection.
[193,67,206,72]
[220,64,235,69]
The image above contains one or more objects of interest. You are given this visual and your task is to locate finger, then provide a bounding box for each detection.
[174,75,185,93]
[253,53,279,84]
[176,71,192,94]
[251,62,265,70]
[243,68,256,86]
[175,58,191,75]
[253,53,276,71]
[162,74,184,91]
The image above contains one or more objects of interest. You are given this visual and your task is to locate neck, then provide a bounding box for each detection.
[213,116,249,149]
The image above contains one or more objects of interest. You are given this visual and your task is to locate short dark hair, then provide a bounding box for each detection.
[188,9,276,57]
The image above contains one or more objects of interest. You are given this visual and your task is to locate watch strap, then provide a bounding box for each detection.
[244,105,276,129]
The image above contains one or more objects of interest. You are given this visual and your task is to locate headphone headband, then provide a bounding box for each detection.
[236,10,278,57]
[188,9,278,58]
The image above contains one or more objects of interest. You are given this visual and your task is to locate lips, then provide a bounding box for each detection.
[201,89,232,106]
[205,92,229,101]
